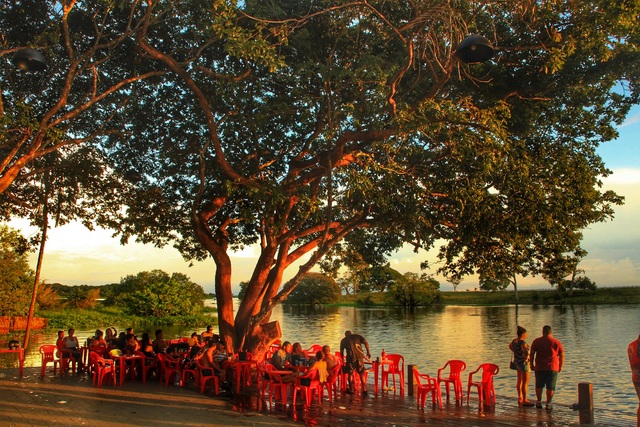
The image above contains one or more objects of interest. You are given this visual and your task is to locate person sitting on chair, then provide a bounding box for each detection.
[62,328,84,372]
[152,329,168,354]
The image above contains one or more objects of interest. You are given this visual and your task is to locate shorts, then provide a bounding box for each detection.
[515,361,530,373]
[535,370,558,390]
[344,358,365,374]
[633,381,640,400]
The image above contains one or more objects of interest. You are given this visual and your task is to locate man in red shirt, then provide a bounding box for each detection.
[628,334,640,422]
[530,325,564,410]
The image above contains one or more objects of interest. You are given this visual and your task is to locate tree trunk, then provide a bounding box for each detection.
[244,321,281,362]
[214,258,236,351]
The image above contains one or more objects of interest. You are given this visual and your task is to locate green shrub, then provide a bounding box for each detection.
[284,273,341,305]
[384,273,439,307]
[356,293,375,306]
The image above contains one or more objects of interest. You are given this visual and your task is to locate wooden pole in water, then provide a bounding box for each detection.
[578,382,594,411]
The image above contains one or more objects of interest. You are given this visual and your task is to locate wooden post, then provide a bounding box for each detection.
[578,382,593,411]
[407,364,414,397]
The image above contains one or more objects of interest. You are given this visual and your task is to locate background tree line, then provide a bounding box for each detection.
[238,269,440,307]
[0,225,206,317]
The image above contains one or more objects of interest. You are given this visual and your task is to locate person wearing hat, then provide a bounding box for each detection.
[509,326,534,406]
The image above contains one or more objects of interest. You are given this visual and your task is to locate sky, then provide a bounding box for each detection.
[9,106,640,294]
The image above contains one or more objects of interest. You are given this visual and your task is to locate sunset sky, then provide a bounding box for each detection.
[10,106,640,294]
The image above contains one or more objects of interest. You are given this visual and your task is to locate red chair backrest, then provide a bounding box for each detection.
[266,343,280,360]
[90,346,106,357]
[328,363,341,382]
[40,344,57,362]
[156,352,168,368]
[480,363,499,382]
[299,368,317,380]
[443,359,466,379]
[385,354,404,372]
[412,366,424,385]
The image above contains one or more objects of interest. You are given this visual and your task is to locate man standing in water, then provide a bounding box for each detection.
[530,325,564,410]
[628,333,640,426]
[340,330,371,395]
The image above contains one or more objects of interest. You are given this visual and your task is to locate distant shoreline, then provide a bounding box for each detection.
[326,286,640,306]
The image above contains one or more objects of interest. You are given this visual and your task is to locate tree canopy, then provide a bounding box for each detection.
[107,270,206,317]
[284,272,340,306]
[0,224,34,315]
[385,272,440,307]
[0,1,156,230]
[1,0,638,356]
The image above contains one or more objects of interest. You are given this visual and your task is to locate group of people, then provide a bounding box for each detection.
[55,325,233,386]
[55,328,84,372]
[510,324,640,418]
[268,330,372,396]
[56,321,640,419]
[508,324,564,410]
[139,325,233,389]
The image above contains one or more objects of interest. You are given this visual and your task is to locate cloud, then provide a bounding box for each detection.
[603,168,640,185]
[619,113,640,128]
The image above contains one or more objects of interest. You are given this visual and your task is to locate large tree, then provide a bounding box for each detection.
[4,1,639,358]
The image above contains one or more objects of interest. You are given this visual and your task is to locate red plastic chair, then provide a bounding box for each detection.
[89,346,107,357]
[157,353,181,386]
[266,343,281,361]
[381,353,405,395]
[323,363,342,402]
[134,351,158,383]
[437,360,466,403]
[264,363,292,405]
[334,352,348,392]
[89,351,116,387]
[292,368,322,407]
[39,345,60,377]
[57,348,77,376]
[412,366,442,410]
[256,362,270,400]
[304,344,323,358]
[88,351,102,384]
[181,359,199,388]
[196,357,219,395]
[235,352,255,388]
[467,363,499,406]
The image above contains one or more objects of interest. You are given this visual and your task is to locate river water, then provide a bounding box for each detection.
[6,302,638,414]
[271,303,639,414]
